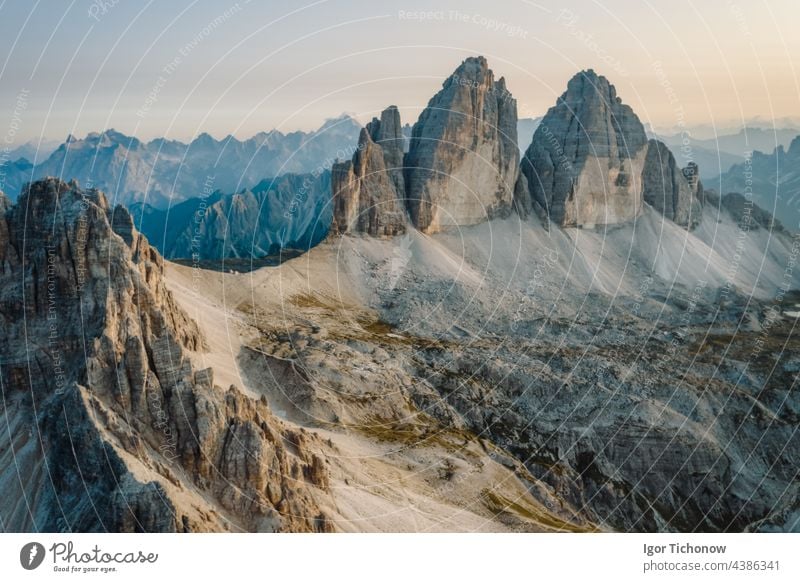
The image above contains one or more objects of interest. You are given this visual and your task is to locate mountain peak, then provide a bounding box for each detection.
[562,68,621,107]
[446,55,493,90]
[573,68,600,81]
[454,55,489,73]
[319,113,361,132]
[789,135,800,156]
[193,131,218,144]
[330,106,407,236]
[101,128,141,149]
[519,69,701,228]
[405,56,518,233]
[102,128,128,140]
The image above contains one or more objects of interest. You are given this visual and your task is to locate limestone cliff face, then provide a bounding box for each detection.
[405,56,519,233]
[519,69,649,227]
[331,106,407,236]
[0,178,330,532]
[641,140,703,228]
[368,105,406,196]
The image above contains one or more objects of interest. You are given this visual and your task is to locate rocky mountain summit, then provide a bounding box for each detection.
[519,69,649,226]
[331,107,407,236]
[328,57,521,237]
[518,69,702,229]
[404,56,519,233]
[0,178,331,531]
[329,63,706,243]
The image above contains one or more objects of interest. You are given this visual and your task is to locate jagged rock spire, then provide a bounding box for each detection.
[642,140,703,228]
[330,106,408,236]
[0,177,331,531]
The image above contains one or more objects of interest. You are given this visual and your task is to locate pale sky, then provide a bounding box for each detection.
[1,0,799,147]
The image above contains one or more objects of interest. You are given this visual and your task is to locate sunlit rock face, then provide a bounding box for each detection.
[405,56,519,233]
[520,69,649,227]
[331,106,407,237]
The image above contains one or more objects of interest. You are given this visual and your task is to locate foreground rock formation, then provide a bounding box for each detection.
[0,178,331,531]
[404,56,519,233]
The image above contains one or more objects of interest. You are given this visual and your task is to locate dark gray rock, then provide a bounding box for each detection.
[367,105,406,196]
[682,161,704,205]
[642,139,703,228]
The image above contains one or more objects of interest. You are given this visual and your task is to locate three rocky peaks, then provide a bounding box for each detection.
[1,59,794,535]
[332,57,703,235]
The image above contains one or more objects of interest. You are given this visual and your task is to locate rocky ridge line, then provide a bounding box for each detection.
[0,177,331,532]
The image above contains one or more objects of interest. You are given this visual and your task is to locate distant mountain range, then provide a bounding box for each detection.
[657,127,800,181]
[3,111,797,265]
[131,171,332,260]
[3,138,61,162]
[5,118,792,207]
[715,136,800,231]
[0,116,362,207]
